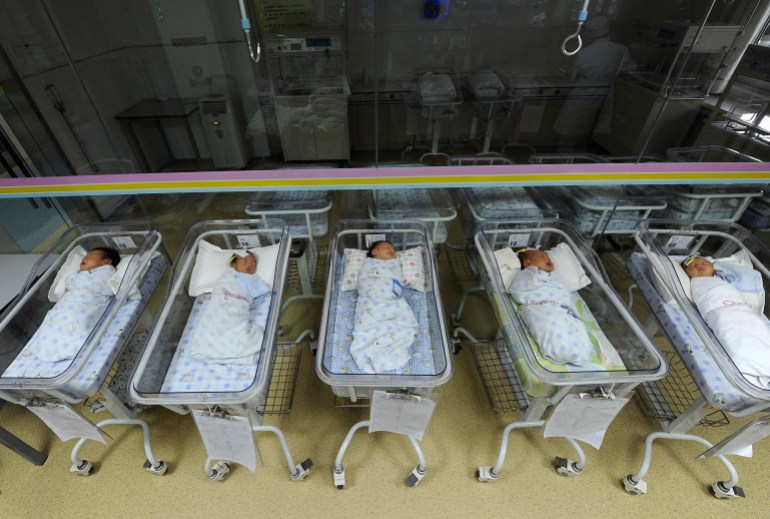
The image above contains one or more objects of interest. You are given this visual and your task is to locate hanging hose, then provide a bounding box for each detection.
[237,0,261,64]
[561,0,591,56]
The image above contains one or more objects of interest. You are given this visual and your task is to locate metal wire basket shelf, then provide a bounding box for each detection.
[469,339,529,413]
[259,342,304,415]
[635,350,729,427]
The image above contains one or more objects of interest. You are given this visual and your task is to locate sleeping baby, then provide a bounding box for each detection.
[349,240,418,373]
[27,247,120,363]
[509,249,594,365]
[189,250,270,365]
[683,255,770,383]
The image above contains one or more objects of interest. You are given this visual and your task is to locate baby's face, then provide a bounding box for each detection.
[232,253,257,274]
[80,250,110,271]
[524,250,554,272]
[371,242,397,260]
[684,256,714,278]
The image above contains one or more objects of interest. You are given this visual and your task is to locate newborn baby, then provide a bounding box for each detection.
[509,249,594,365]
[349,241,418,373]
[27,247,120,363]
[684,254,770,383]
[189,250,270,365]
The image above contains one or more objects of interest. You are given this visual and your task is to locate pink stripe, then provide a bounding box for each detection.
[0,162,768,187]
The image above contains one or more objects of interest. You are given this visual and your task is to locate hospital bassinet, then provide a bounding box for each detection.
[651,184,763,224]
[666,145,761,163]
[740,193,770,229]
[245,190,332,306]
[316,219,453,488]
[448,186,554,323]
[367,188,457,245]
[461,219,667,481]
[129,219,312,482]
[624,219,770,499]
[0,221,169,476]
[534,185,667,238]
[317,219,452,398]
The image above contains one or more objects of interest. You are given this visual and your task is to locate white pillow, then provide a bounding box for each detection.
[339,246,426,292]
[107,254,140,300]
[398,246,426,292]
[341,248,367,291]
[498,242,591,293]
[188,240,280,297]
[107,252,159,301]
[547,243,592,292]
[48,245,87,302]
[493,247,521,290]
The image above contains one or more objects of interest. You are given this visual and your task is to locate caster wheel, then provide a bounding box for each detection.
[333,465,346,490]
[207,462,230,481]
[476,466,499,482]
[291,458,313,481]
[406,466,426,487]
[555,457,583,477]
[622,475,647,495]
[144,459,168,476]
[710,482,745,500]
[70,460,93,476]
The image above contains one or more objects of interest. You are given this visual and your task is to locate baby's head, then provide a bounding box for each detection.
[80,247,120,271]
[367,240,397,260]
[230,251,257,275]
[518,248,554,272]
[682,255,714,278]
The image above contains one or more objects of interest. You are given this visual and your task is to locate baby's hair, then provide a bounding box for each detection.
[517,248,537,264]
[682,254,702,268]
[230,250,256,265]
[92,246,120,267]
[367,240,391,258]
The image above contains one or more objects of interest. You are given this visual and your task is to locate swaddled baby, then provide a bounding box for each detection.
[349,240,418,373]
[27,247,120,363]
[509,249,594,365]
[189,250,270,365]
[684,255,770,383]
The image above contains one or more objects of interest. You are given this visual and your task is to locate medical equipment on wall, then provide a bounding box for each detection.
[265,33,350,161]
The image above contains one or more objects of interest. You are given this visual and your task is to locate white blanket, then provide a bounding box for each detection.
[28,265,115,363]
[509,267,594,365]
[189,268,270,365]
[349,258,418,373]
[692,276,770,382]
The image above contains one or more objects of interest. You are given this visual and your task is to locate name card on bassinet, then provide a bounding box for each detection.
[368,391,436,441]
[697,415,770,459]
[543,394,629,450]
[507,233,531,248]
[237,234,261,248]
[192,409,256,472]
[665,234,694,251]
[365,234,387,248]
[26,401,106,444]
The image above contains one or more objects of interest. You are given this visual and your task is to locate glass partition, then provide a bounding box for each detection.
[0,1,769,255]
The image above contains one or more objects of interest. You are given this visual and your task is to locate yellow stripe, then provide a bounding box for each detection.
[2,170,769,195]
